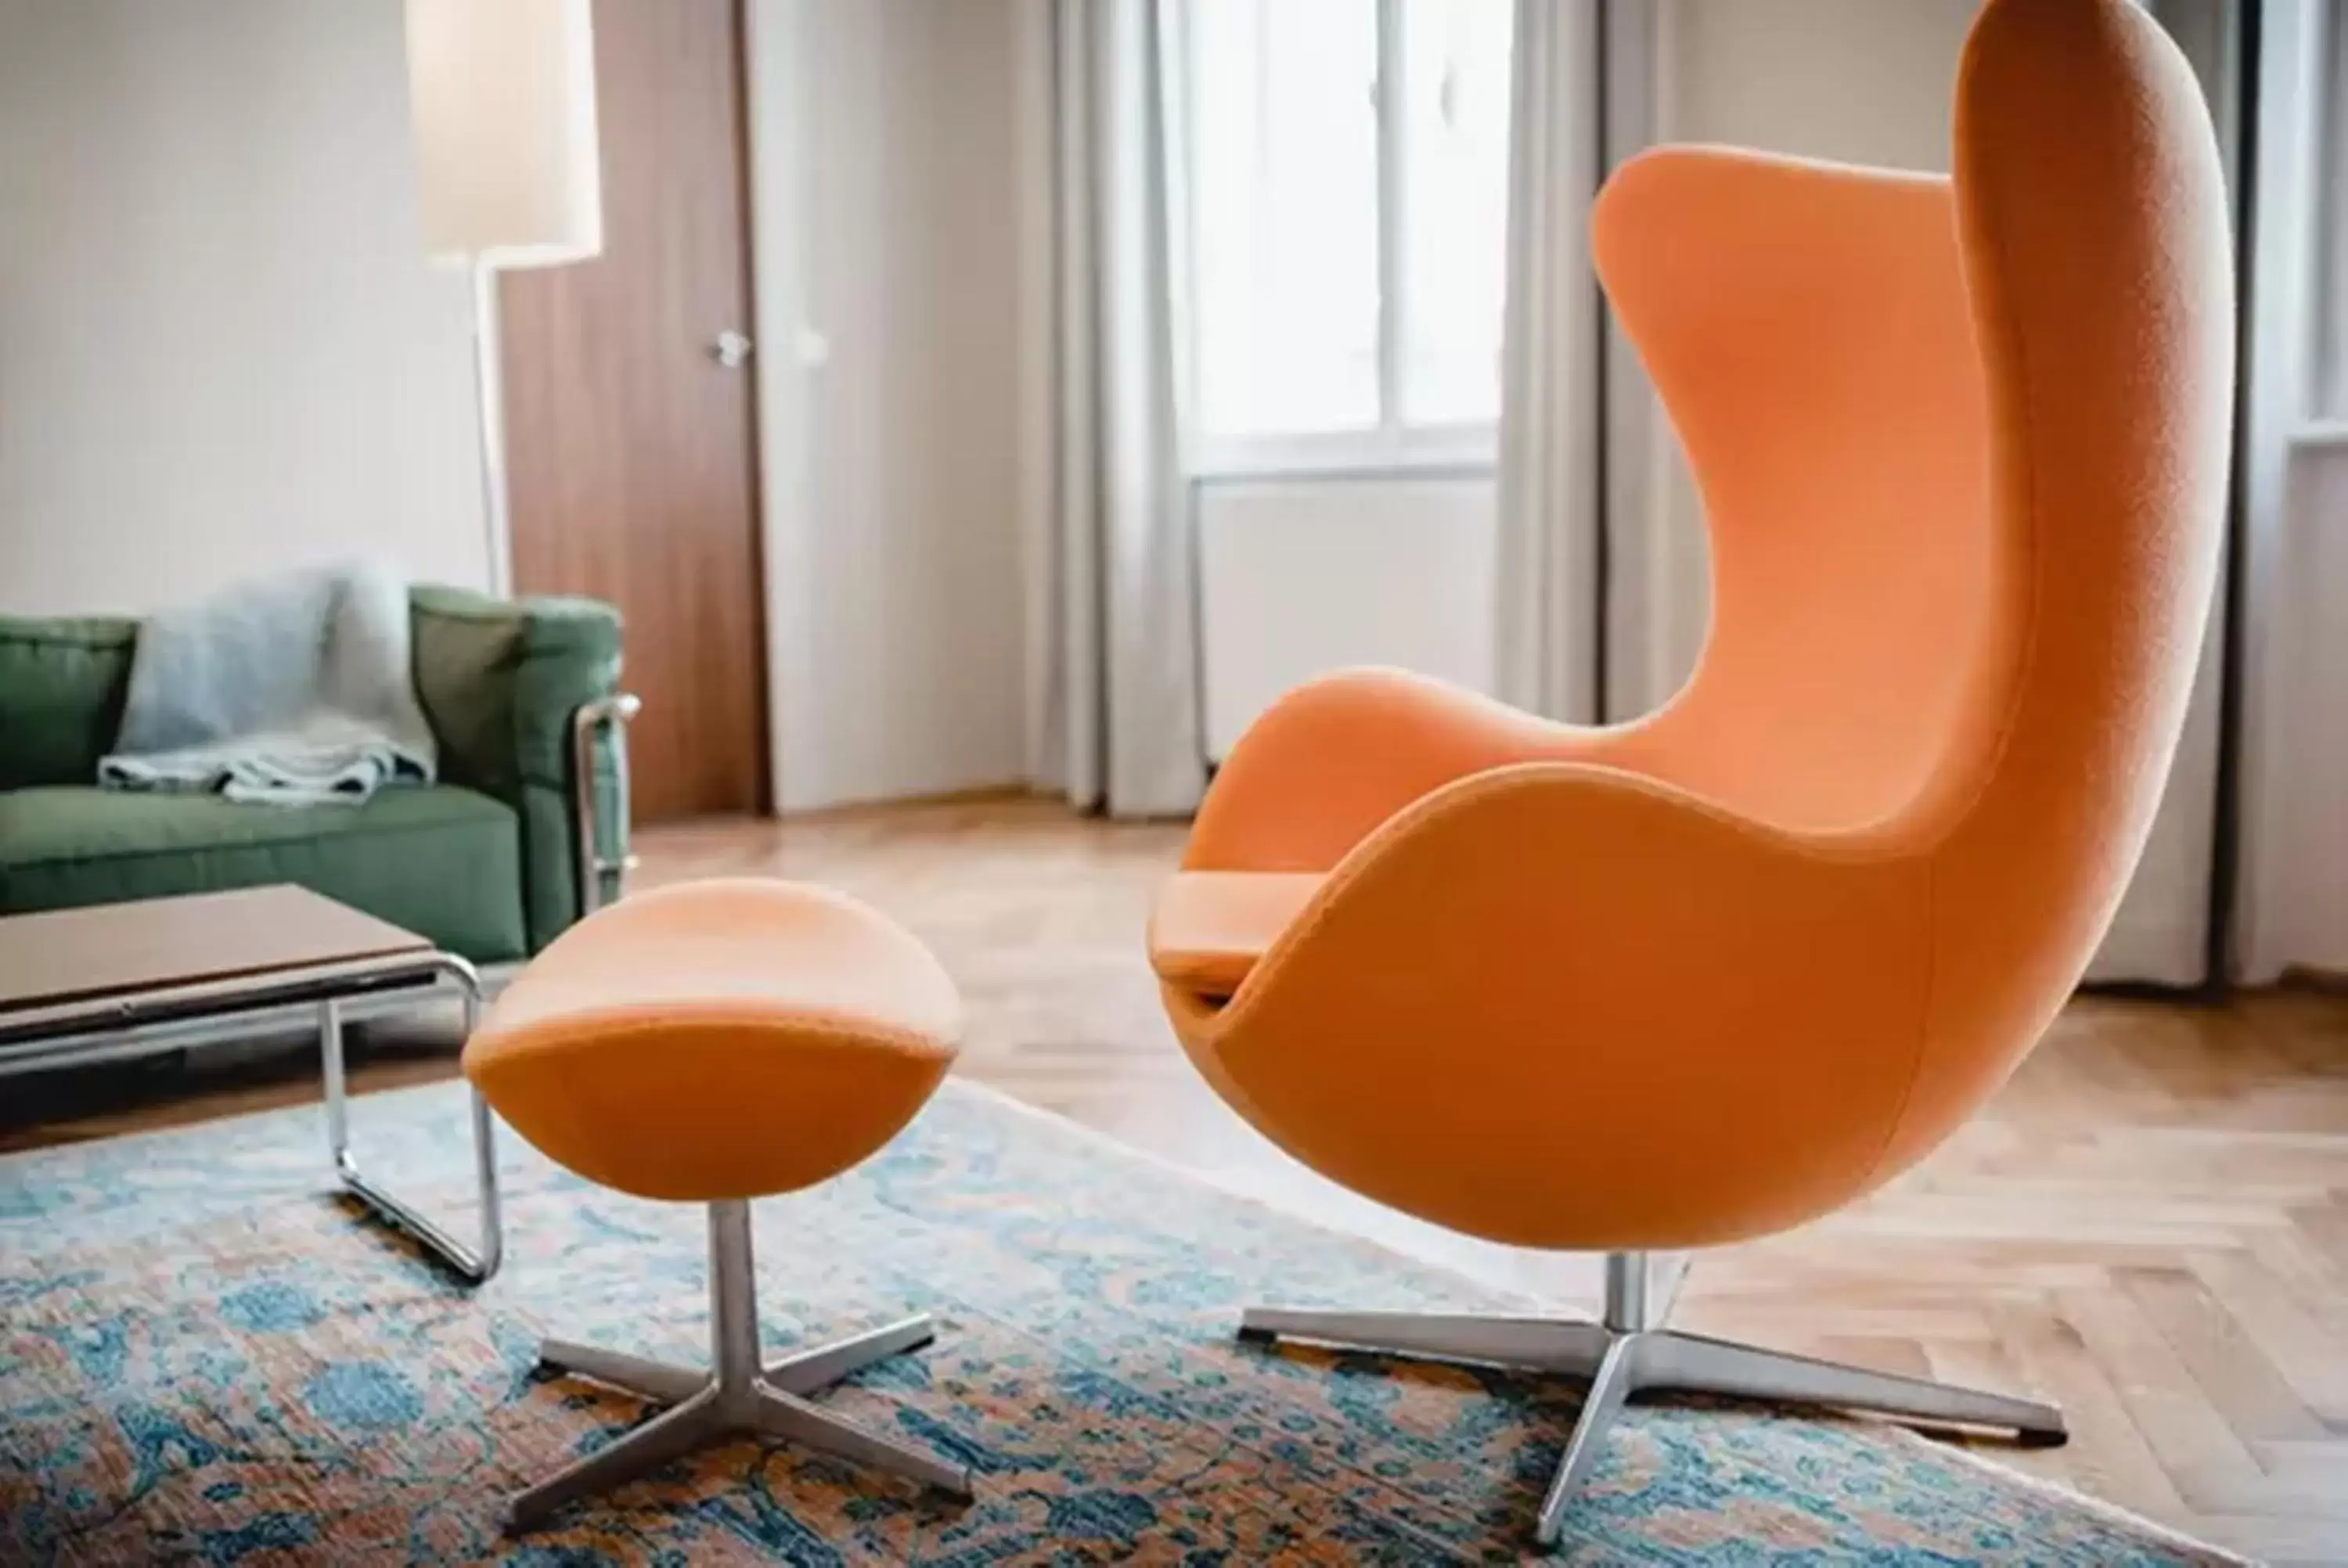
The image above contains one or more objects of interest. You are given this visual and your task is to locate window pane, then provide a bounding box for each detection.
[1397,0,1513,427]
[1187,0,1381,439]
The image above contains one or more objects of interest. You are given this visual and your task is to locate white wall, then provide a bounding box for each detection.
[0,0,487,617]
[1199,476,1496,761]
[748,0,1029,811]
[1662,0,1975,167]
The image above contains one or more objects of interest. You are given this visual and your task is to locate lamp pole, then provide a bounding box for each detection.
[469,259,513,599]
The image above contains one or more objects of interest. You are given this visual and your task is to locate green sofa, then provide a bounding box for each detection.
[0,585,631,965]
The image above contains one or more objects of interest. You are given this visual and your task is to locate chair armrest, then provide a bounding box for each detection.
[1147,870,1324,998]
[1174,762,1933,1249]
[1185,667,1615,873]
[409,585,625,952]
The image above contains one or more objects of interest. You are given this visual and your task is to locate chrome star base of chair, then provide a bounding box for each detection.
[509,1199,973,1530]
[1237,1253,2065,1547]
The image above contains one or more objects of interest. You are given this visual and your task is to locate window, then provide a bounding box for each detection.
[1179,0,1515,473]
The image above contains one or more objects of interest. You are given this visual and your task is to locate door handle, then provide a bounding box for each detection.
[711,329,754,369]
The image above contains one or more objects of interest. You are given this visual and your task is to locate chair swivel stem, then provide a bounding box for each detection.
[1604,1251,1651,1334]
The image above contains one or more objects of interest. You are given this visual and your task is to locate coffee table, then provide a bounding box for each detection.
[0,886,502,1282]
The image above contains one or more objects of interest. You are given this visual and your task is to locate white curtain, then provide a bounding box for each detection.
[1492,0,1605,724]
[1020,0,1205,818]
[2231,0,2348,981]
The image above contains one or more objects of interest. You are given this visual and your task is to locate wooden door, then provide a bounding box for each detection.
[499,0,769,822]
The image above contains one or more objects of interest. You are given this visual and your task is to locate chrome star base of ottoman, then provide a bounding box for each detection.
[510,1199,972,1530]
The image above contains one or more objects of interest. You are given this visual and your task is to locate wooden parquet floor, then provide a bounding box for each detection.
[7,797,2344,1563]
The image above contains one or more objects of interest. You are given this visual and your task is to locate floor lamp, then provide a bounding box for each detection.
[403,0,603,599]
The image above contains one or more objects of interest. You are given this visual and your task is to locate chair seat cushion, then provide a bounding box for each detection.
[463,878,960,1202]
[1147,872,1325,999]
[0,784,525,962]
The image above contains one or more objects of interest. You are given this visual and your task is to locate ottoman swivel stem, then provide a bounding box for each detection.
[510,1198,973,1530]
[708,1199,764,1404]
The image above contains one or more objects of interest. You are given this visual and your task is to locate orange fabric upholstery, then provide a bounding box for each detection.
[1147,872,1324,999]
[1154,0,2231,1250]
[465,879,958,1203]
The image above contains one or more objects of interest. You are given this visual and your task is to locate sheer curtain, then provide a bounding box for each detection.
[1019,0,1206,817]
[1491,0,1605,723]
[2231,0,2348,980]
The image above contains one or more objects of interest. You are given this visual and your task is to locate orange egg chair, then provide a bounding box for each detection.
[1148,0,2231,1542]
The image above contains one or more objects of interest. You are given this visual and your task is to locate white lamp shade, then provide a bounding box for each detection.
[405,0,603,268]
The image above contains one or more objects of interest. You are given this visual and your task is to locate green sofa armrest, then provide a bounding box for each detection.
[0,615,136,791]
[409,585,627,953]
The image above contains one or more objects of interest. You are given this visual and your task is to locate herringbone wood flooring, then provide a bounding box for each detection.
[8,797,2344,1563]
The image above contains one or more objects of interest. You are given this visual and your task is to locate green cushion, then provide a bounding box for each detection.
[0,617,135,792]
[0,784,527,963]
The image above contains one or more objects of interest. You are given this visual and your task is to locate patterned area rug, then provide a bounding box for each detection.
[1,1078,2236,1566]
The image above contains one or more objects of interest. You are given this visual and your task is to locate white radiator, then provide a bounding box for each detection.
[1195,473,1497,761]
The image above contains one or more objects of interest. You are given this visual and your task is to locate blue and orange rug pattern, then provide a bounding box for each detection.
[0,1078,2237,1564]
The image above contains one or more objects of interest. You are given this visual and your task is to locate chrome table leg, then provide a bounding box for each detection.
[320,953,502,1284]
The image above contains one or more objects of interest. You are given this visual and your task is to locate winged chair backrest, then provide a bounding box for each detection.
[1593,0,2232,1173]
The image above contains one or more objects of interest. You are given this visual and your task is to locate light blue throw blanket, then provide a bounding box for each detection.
[98,563,437,806]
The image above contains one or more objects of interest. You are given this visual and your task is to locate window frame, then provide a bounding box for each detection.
[1179,0,1507,481]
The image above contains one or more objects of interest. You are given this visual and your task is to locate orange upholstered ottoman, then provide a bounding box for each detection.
[463,878,971,1528]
